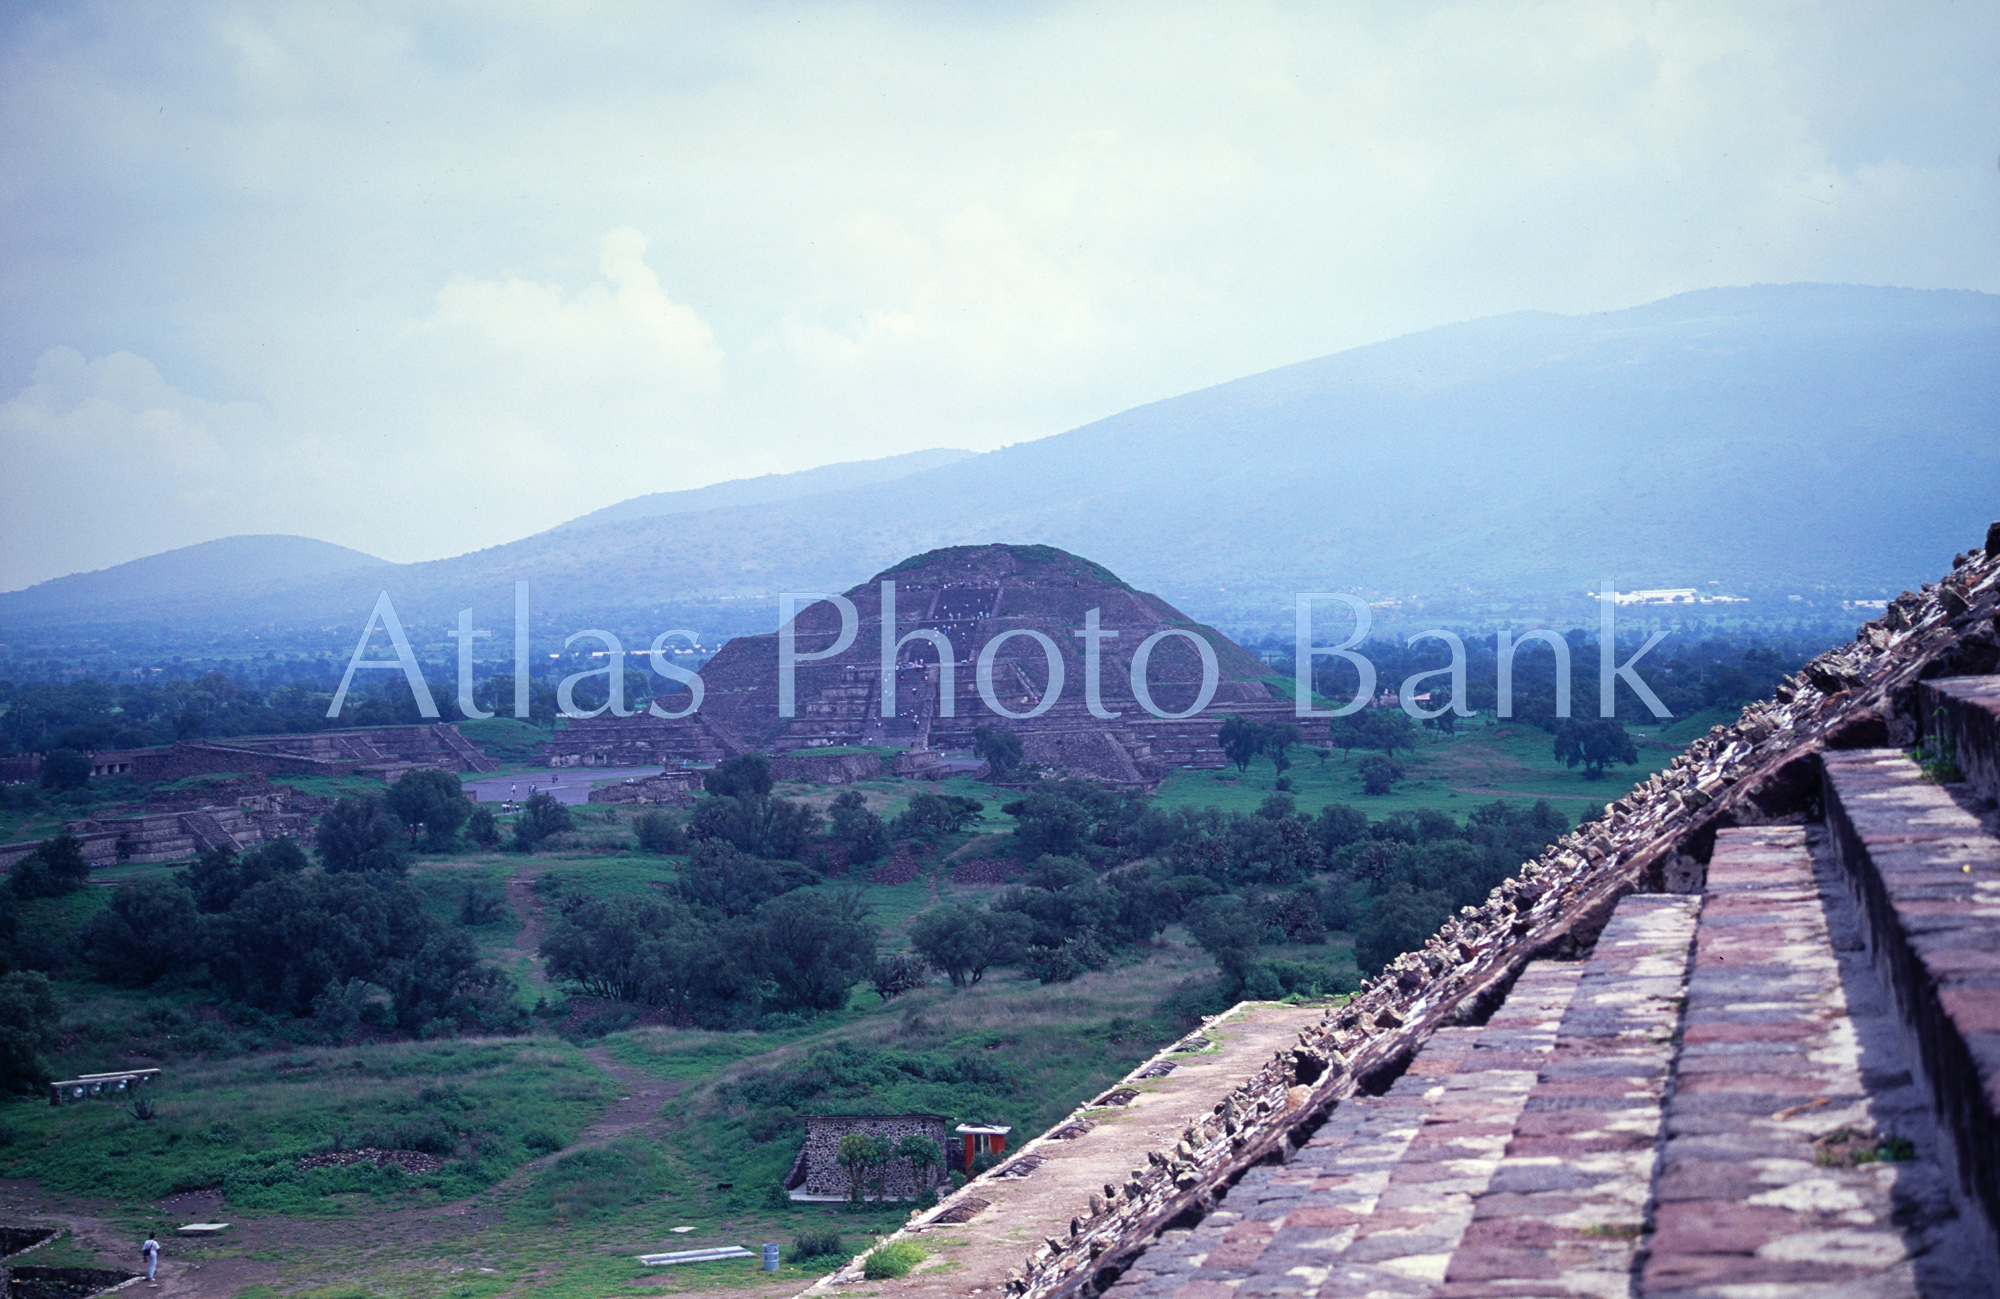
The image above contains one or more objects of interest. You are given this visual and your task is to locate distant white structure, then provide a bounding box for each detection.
[1602,588,1747,606]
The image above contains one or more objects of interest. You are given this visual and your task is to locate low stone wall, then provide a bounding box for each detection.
[0,832,122,873]
[770,752,884,784]
[586,772,701,806]
[892,749,946,779]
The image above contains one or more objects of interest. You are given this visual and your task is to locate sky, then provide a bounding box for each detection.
[2,0,1995,592]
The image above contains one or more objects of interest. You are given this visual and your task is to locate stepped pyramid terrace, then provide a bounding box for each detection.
[548,544,1318,786]
[806,522,2000,1298]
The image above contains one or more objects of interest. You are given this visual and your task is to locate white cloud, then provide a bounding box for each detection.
[0,349,280,581]
[0,0,1993,588]
[429,227,723,390]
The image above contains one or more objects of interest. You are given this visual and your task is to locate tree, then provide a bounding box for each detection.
[898,1131,941,1192]
[9,833,90,898]
[179,838,308,913]
[1001,790,1091,858]
[907,904,1027,987]
[827,791,888,865]
[466,805,502,849]
[377,927,497,1032]
[676,839,812,916]
[973,727,1023,779]
[838,1133,891,1204]
[893,791,984,840]
[1358,755,1403,795]
[1327,716,1365,758]
[1552,719,1638,780]
[0,971,59,1094]
[37,749,89,793]
[1217,715,1262,774]
[753,889,877,1013]
[1262,721,1302,780]
[1361,709,1418,757]
[1313,803,1369,852]
[385,769,472,851]
[81,880,203,986]
[317,797,408,873]
[688,793,821,859]
[207,872,448,1016]
[540,893,749,1022]
[1354,881,1453,975]
[703,753,773,799]
[1184,895,1263,996]
[512,791,574,851]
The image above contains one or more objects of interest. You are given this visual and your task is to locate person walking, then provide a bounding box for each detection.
[141,1234,160,1284]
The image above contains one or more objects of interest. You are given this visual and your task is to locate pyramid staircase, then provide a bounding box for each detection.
[1089,673,2000,1298]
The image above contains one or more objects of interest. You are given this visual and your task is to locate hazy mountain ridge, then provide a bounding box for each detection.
[6,284,1994,644]
[550,447,975,533]
[0,534,391,619]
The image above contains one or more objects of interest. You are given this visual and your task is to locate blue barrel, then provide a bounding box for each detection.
[762,1243,780,1271]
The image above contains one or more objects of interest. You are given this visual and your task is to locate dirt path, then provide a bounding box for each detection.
[505,865,548,955]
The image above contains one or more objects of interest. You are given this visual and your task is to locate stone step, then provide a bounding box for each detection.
[1437,893,1698,1298]
[1922,675,2000,805]
[1641,825,1974,1297]
[1100,962,1583,1298]
[1822,748,2000,1245]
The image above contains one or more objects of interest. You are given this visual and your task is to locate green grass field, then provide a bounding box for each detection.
[1153,708,1729,820]
[0,706,1706,1296]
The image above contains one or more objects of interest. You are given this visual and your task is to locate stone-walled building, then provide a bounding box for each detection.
[785,1114,950,1202]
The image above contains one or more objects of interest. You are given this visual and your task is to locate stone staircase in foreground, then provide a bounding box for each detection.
[810,540,2000,1299]
[1087,697,2000,1299]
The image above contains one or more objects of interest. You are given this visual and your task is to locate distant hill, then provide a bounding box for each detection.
[551,448,974,532]
[6,284,1995,645]
[0,535,389,621]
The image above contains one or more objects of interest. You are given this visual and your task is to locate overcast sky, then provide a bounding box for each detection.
[2,1,1995,591]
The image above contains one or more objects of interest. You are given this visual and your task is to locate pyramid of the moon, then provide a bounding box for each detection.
[547,544,1317,784]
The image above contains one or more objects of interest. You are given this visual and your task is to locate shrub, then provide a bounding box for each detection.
[789,1230,846,1263]
[1357,755,1402,795]
[512,792,574,852]
[457,880,509,927]
[466,805,501,849]
[702,753,772,799]
[632,810,686,854]
[862,1239,926,1280]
